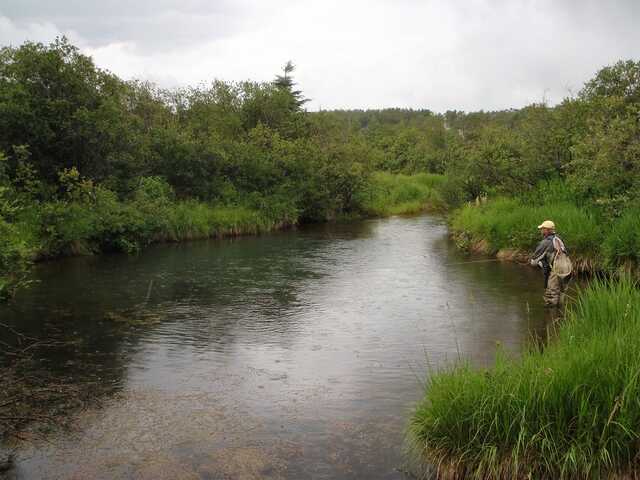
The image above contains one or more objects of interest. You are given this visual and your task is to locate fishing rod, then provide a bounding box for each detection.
[442,258,506,266]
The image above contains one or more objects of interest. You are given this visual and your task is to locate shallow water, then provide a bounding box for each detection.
[0,215,549,479]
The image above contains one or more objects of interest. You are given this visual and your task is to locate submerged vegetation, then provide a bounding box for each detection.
[408,278,640,479]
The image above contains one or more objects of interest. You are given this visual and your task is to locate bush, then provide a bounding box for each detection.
[0,217,33,301]
[133,176,174,206]
[519,178,579,206]
[37,201,98,256]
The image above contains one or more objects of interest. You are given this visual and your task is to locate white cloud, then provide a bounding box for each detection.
[0,15,77,47]
[2,0,639,112]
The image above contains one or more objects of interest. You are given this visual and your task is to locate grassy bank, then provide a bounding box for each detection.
[450,196,640,275]
[1,197,291,300]
[358,172,446,216]
[407,278,640,479]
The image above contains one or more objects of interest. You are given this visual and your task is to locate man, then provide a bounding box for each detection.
[530,220,570,307]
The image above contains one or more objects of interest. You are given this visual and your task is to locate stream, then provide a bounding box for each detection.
[0,215,549,479]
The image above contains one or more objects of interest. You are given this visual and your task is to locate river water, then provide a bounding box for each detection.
[0,215,549,479]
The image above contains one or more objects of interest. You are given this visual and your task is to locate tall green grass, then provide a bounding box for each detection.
[358,172,446,216]
[30,171,447,259]
[603,208,640,272]
[450,196,615,273]
[451,197,600,256]
[451,196,640,273]
[407,278,640,479]
[161,202,281,242]
[30,199,285,258]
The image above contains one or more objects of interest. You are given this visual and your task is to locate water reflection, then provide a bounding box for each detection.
[1,216,549,479]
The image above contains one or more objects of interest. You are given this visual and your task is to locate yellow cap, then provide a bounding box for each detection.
[537,220,555,230]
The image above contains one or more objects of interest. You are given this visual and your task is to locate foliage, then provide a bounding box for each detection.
[0,216,33,301]
[1,37,639,297]
[451,196,600,257]
[408,278,640,479]
[0,38,137,185]
[602,208,640,270]
[0,152,34,300]
[357,172,446,216]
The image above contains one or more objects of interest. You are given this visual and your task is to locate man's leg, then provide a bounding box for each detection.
[544,272,561,307]
[558,275,571,307]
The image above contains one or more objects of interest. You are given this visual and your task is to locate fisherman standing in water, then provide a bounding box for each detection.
[530,220,572,307]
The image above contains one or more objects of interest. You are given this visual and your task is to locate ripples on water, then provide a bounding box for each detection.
[0,215,547,479]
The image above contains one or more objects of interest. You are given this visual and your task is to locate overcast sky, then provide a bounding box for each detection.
[1,0,638,112]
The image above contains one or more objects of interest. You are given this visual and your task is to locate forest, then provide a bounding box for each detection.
[1,37,639,300]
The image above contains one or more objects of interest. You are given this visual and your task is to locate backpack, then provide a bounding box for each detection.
[551,236,572,278]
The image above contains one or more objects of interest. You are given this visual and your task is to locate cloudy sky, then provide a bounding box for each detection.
[1,0,638,112]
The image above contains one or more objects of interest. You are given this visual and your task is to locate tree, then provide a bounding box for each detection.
[0,37,139,186]
[580,60,640,105]
[567,61,640,205]
[274,61,309,110]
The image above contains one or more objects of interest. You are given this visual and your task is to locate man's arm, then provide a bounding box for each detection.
[530,238,550,265]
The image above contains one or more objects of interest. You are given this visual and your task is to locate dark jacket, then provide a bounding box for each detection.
[532,234,567,285]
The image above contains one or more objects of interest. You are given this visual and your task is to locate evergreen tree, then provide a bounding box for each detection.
[274,61,308,110]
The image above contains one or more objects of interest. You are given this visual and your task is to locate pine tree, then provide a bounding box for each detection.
[274,61,309,110]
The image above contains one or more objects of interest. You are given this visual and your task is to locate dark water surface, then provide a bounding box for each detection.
[1,215,549,479]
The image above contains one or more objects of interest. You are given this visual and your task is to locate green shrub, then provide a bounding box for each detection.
[133,176,174,207]
[94,188,152,253]
[38,201,98,256]
[0,217,33,301]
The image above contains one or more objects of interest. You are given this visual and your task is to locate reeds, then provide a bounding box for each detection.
[407,278,640,479]
[359,172,446,216]
[160,202,279,242]
[451,198,600,255]
[449,197,640,273]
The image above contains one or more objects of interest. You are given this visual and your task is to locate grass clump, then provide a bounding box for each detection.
[603,208,640,273]
[450,191,640,274]
[450,197,600,269]
[161,202,280,242]
[407,278,640,479]
[358,172,446,216]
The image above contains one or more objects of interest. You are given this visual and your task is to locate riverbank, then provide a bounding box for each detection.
[408,192,640,478]
[448,196,640,277]
[407,278,640,479]
[0,172,445,301]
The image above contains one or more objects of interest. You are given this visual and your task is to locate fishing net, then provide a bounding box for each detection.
[552,237,572,278]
